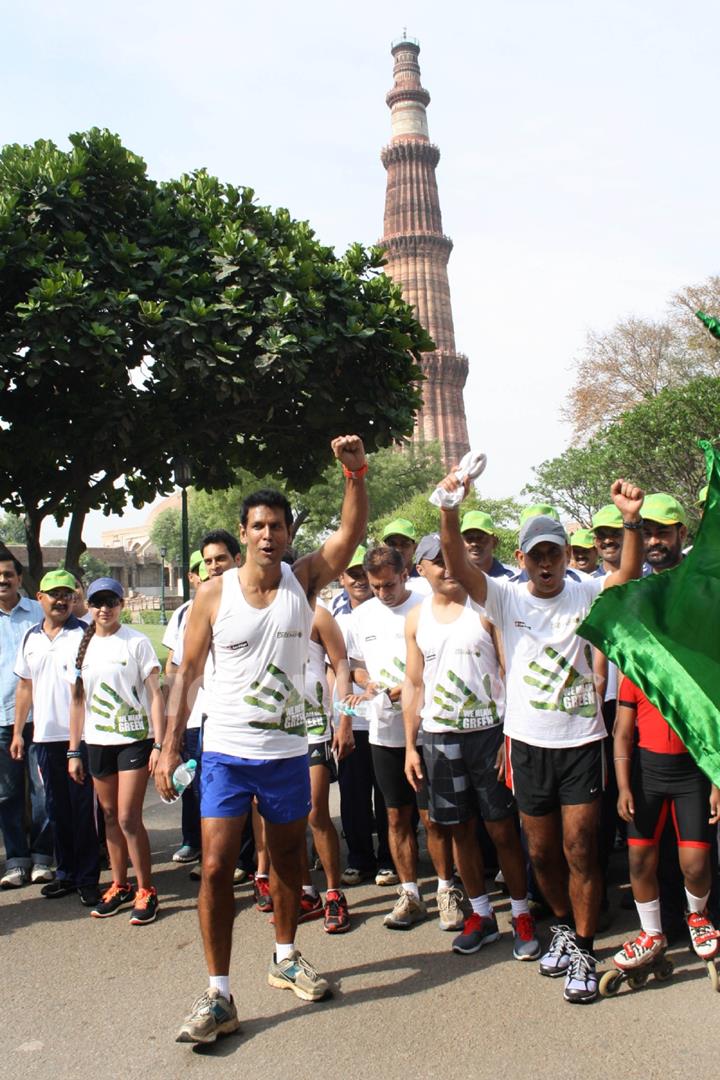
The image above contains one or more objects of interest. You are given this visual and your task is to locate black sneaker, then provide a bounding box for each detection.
[41,879,76,899]
[90,881,136,918]
[129,886,158,925]
[78,885,101,907]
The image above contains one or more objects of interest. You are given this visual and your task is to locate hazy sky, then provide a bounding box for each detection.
[5,0,719,543]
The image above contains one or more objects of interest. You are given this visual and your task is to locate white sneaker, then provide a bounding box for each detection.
[1,866,29,889]
[31,865,55,884]
[383,888,427,929]
[375,868,400,887]
[437,886,465,931]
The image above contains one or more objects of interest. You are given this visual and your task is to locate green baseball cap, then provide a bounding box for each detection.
[519,503,560,525]
[381,518,417,543]
[189,550,204,572]
[641,492,687,526]
[460,510,496,536]
[592,504,623,530]
[569,529,595,549]
[698,484,709,507]
[346,545,367,570]
[39,569,78,593]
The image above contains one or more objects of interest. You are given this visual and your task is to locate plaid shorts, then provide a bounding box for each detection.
[423,726,516,826]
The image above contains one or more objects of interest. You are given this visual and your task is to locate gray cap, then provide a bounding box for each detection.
[518,515,568,555]
[415,533,442,564]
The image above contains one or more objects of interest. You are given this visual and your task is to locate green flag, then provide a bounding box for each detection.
[578,440,720,785]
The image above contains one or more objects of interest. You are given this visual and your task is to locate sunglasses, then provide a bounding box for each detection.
[88,595,122,609]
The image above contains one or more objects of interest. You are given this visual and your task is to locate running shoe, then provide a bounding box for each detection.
[324,890,350,934]
[176,988,241,1044]
[512,912,541,960]
[452,912,501,954]
[563,945,598,1004]
[613,930,667,971]
[268,950,330,1001]
[538,924,575,977]
[0,867,28,889]
[31,864,55,884]
[436,886,465,931]
[233,867,250,885]
[189,863,202,882]
[129,886,159,925]
[340,867,372,886]
[375,868,400,887]
[172,845,201,864]
[77,885,101,907]
[687,909,720,960]
[298,891,324,923]
[90,881,136,918]
[383,888,427,929]
[41,879,76,899]
[254,876,273,913]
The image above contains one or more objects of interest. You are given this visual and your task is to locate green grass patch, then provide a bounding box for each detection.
[137,623,169,668]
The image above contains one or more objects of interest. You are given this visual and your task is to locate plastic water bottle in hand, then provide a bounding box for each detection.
[333,700,372,720]
[161,758,197,804]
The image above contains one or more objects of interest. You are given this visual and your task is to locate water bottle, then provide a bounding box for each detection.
[161,759,197,803]
[333,700,372,719]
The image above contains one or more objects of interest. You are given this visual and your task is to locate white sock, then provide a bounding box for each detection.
[437,878,454,892]
[685,888,710,914]
[635,898,662,936]
[256,873,269,881]
[510,896,530,919]
[401,881,420,900]
[209,975,230,998]
[275,942,296,962]
[470,895,492,918]
[302,884,318,898]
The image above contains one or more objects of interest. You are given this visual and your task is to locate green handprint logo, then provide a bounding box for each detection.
[523,645,597,717]
[91,682,149,740]
[304,680,328,738]
[433,670,500,730]
[245,663,306,736]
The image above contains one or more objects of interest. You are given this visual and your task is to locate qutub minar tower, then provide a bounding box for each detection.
[380,35,470,468]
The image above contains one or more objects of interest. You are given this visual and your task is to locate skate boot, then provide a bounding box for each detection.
[613,930,667,971]
[687,909,720,960]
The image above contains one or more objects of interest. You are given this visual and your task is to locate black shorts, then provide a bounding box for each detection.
[424,726,516,826]
[88,739,154,779]
[371,744,428,811]
[628,749,712,850]
[507,737,604,816]
[308,740,337,782]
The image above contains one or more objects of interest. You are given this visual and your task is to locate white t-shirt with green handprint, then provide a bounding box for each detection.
[73,627,158,746]
[304,637,331,745]
[474,576,606,748]
[417,598,504,735]
[346,592,422,748]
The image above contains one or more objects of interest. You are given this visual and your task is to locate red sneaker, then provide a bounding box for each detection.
[298,890,323,923]
[324,890,350,934]
[254,876,273,913]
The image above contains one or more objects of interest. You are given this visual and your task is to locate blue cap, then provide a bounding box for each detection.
[86,577,124,600]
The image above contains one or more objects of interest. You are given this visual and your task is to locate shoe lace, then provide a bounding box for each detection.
[567,944,594,980]
[439,886,463,913]
[548,923,573,954]
[294,953,320,981]
[134,887,154,909]
[101,881,125,903]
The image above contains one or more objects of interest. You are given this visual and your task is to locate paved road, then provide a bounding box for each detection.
[3,788,717,1080]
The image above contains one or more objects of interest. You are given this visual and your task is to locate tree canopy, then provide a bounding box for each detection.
[0,129,432,587]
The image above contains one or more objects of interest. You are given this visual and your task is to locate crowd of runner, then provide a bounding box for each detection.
[1,435,717,1043]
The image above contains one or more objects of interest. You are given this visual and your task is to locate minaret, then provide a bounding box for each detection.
[380,35,470,468]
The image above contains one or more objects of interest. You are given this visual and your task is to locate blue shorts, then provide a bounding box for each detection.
[200,752,311,824]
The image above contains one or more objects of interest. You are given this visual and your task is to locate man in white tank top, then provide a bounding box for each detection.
[403,534,539,961]
[158,435,368,1044]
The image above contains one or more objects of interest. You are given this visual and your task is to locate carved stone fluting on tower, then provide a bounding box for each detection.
[380,36,470,468]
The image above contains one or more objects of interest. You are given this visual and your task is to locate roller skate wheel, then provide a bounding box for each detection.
[654,959,674,982]
[627,970,649,989]
[599,970,623,997]
[706,960,719,992]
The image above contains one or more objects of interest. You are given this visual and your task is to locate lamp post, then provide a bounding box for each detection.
[159,545,167,626]
[173,456,192,603]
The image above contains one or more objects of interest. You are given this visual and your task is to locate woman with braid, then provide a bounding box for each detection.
[67,578,165,924]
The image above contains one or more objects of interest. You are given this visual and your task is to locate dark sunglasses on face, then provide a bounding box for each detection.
[88,595,122,609]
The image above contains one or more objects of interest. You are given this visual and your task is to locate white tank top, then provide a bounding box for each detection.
[416,597,505,735]
[203,563,313,759]
[304,637,331,745]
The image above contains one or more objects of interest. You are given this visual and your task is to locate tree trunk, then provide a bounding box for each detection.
[64,507,88,579]
[22,510,45,594]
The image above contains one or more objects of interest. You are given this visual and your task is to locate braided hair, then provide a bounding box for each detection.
[72,620,97,704]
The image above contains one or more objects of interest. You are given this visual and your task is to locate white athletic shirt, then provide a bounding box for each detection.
[161,601,189,654]
[346,591,423,748]
[14,617,86,742]
[202,563,313,760]
[408,576,432,597]
[71,626,159,746]
[304,637,331,745]
[416,598,504,735]
[334,608,370,733]
[474,575,606,748]
[170,600,209,731]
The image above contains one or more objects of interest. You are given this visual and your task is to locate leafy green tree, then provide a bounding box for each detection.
[78,551,111,582]
[0,512,25,545]
[0,130,432,588]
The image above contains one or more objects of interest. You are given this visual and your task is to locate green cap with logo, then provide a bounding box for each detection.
[460,510,496,536]
[641,493,687,526]
[346,545,367,570]
[39,569,78,593]
[519,503,560,525]
[592,504,623,529]
[381,518,417,543]
[569,529,595,549]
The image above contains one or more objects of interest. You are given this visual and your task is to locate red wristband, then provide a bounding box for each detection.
[342,462,368,480]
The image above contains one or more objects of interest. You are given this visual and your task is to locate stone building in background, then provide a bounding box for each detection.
[380,35,470,469]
